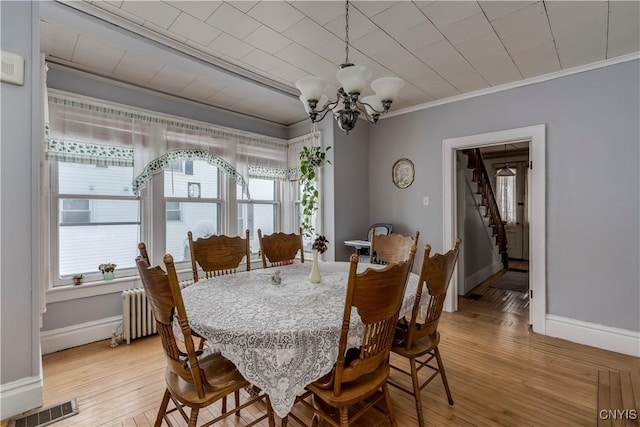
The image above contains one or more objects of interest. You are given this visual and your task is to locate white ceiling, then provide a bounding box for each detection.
[41,1,640,126]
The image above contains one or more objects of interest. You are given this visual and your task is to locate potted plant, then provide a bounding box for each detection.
[72,274,83,286]
[299,145,331,238]
[99,263,117,280]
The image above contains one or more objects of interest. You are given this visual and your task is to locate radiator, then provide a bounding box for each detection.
[122,280,194,344]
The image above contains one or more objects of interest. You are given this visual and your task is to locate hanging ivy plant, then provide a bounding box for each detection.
[299,145,331,238]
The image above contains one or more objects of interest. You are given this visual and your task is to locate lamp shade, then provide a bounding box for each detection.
[336,65,371,95]
[299,95,328,113]
[295,76,327,102]
[371,77,404,102]
[360,95,383,116]
[496,166,515,177]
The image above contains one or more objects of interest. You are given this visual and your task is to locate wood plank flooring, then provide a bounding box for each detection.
[3,268,638,427]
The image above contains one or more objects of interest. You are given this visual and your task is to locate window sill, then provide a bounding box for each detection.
[46,269,195,304]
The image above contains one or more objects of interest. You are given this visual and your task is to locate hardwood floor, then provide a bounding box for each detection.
[4,275,638,427]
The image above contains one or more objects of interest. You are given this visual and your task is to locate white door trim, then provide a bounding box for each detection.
[443,125,546,334]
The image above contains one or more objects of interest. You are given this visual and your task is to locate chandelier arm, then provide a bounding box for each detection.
[357,100,387,115]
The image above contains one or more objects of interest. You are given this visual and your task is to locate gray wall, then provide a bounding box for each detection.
[368,60,640,331]
[1,0,43,412]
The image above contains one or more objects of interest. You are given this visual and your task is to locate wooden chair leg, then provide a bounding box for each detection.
[154,389,171,427]
[265,396,275,427]
[188,407,199,427]
[339,407,349,427]
[410,358,425,427]
[234,390,240,416]
[222,396,227,413]
[434,347,454,405]
[382,383,397,427]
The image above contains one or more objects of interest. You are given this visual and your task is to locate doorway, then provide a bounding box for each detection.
[443,125,546,335]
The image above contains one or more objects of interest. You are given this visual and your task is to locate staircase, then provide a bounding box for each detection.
[462,148,509,269]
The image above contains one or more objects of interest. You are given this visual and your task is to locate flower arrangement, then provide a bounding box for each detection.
[312,235,329,254]
[98,263,117,273]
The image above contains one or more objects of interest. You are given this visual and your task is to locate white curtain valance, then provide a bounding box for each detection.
[46,138,134,167]
[133,148,249,197]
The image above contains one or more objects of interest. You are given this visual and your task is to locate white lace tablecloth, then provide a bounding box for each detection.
[181,261,419,417]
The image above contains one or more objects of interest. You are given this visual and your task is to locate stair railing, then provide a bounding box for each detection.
[463,148,509,269]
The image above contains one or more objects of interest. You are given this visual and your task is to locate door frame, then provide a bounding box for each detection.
[443,124,546,334]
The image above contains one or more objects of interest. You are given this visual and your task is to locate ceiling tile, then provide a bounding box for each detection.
[421,1,483,28]
[274,43,322,69]
[178,76,226,101]
[440,13,493,46]
[247,1,305,33]
[546,1,607,43]
[406,68,460,99]
[267,62,307,84]
[371,48,426,78]
[121,1,181,28]
[491,2,549,41]
[89,1,145,25]
[208,85,254,108]
[556,36,607,69]
[72,34,126,73]
[351,1,399,18]
[394,21,445,52]
[112,50,164,85]
[396,81,431,104]
[456,32,521,85]
[169,13,221,46]
[324,7,377,41]
[370,2,426,36]
[608,1,640,58]
[147,64,198,93]
[226,1,260,14]
[142,21,188,44]
[243,26,292,54]
[40,21,79,61]
[478,1,537,21]
[166,1,222,21]
[290,1,344,26]
[240,49,284,73]
[208,33,255,60]
[351,29,402,58]
[510,45,561,78]
[283,18,345,64]
[206,3,261,39]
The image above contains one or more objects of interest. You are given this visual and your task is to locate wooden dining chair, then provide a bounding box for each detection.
[282,249,415,427]
[257,227,305,268]
[135,253,275,427]
[188,229,251,282]
[370,231,420,266]
[387,239,461,427]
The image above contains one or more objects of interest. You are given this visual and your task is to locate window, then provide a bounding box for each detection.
[164,160,221,263]
[238,178,277,256]
[496,171,517,225]
[53,162,141,285]
[61,199,91,224]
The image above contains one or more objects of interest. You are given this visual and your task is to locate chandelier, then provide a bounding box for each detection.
[295,0,404,134]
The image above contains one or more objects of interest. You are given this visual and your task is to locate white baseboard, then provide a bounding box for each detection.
[0,375,43,420]
[461,261,503,294]
[40,316,122,355]
[546,315,640,357]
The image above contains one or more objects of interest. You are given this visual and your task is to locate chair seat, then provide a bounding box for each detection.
[307,364,390,408]
[165,352,249,407]
[391,331,440,358]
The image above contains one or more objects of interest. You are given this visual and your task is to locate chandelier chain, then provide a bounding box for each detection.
[344,0,350,64]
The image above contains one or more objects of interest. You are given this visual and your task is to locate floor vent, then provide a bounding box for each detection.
[8,398,78,427]
[465,293,483,300]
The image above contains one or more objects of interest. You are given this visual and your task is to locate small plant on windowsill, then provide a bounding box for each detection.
[99,263,117,281]
[299,145,331,239]
[72,274,83,286]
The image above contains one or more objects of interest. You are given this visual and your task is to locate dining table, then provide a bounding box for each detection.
[180,260,420,418]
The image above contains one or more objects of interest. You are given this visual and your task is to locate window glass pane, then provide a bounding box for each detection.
[238,178,274,200]
[238,203,275,254]
[58,199,140,278]
[59,163,134,196]
[164,160,218,198]
[166,202,219,262]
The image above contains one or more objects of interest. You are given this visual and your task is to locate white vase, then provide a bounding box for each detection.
[309,249,321,283]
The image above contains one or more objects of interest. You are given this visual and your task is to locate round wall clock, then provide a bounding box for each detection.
[392,158,415,189]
